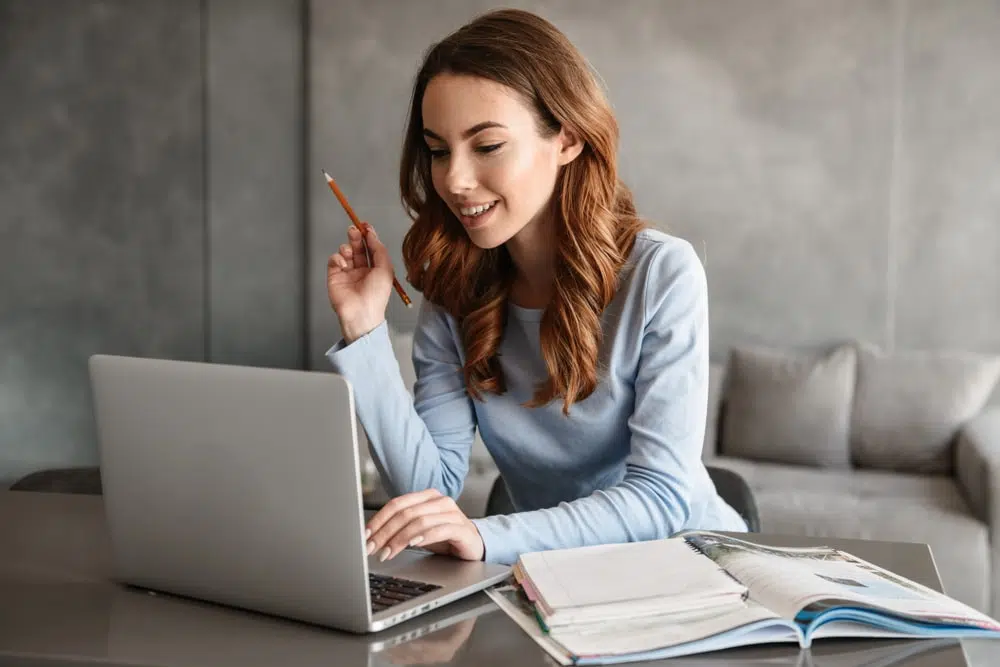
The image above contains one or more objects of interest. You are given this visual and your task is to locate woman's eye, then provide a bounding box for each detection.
[477,143,504,154]
[428,148,449,160]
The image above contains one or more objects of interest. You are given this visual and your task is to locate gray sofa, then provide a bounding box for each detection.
[703,341,1000,615]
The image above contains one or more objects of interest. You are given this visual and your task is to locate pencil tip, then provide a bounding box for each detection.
[321,169,332,181]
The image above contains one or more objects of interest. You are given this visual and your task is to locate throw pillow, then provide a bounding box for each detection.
[720,344,856,468]
[850,343,1000,474]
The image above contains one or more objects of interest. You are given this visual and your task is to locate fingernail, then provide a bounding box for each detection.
[364,528,371,540]
[409,536,424,547]
[366,541,375,556]
[379,547,391,562]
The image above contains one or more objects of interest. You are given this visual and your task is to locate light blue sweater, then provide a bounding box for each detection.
[326,229,747,565]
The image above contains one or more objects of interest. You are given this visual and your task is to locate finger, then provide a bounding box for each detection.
[367,488,442,536]
[327,253,349,272]
[348,223,369,269]
[369,496,456,558]
[338,243,353,263]
[361,221,373,267]
[380,511,464,561]
[365,491,450,554]
[385,520,470,561]
[364,224,391,270]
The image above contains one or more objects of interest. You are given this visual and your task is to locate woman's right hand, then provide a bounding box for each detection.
[327,222,394,344]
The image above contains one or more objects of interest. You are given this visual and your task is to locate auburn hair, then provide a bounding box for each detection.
[399,8,645,415]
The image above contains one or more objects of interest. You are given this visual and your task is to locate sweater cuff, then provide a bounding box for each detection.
[471,516,518,566]
[325,321,392,375]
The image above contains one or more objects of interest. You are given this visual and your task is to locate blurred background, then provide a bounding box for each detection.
[2,0,998,486]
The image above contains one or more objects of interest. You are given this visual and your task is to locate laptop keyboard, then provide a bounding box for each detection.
[369,573,441,613]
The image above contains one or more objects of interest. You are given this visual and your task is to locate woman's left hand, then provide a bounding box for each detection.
[365,488,485,562]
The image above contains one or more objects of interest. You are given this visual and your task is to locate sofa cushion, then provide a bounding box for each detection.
[719,344,856,468]
[851,343,1000,475]
[712,457,990,612]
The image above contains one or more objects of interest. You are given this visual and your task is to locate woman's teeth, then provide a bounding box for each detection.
[460,201,497,217]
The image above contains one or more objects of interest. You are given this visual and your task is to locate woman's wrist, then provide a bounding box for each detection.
[341,317,384,345]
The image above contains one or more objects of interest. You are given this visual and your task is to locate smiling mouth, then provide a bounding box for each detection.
[458,200,499,218]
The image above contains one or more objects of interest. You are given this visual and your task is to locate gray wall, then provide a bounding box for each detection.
[0,0,303,486]
[2,0,999,485]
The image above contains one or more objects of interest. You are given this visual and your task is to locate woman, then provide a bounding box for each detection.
[326,8,747,566]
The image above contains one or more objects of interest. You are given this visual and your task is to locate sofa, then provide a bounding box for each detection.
[703,342,1000,615]
[380,327,1000,615]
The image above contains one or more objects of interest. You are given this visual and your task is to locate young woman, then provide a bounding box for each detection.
[325,8,747,566]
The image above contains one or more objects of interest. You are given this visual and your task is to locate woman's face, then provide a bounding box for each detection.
[421,73,579,249]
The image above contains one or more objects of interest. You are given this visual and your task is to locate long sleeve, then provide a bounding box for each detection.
[325,302,478,498]
[472,243,717,564]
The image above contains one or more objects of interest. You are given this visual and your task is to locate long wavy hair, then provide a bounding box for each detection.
[400,9,645,415]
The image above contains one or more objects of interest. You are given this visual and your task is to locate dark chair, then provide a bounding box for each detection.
[706,465,760,532]
[9,466,103,494]
[484,465,760,532]
[485,476,516,517]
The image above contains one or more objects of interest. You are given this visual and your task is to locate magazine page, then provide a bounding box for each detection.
[684,532,1000,631]
[543,600,794,661]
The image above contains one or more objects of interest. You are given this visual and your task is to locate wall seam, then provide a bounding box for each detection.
[201,0,212,362]
[300,0,311,369]
[886,0,910,354]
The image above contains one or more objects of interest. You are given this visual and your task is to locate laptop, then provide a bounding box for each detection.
[88,354,510,633]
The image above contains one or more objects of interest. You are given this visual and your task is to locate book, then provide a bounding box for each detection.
[485,531,1000,665]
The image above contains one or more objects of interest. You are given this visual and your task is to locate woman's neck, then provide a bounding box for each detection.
[506,214,556,309]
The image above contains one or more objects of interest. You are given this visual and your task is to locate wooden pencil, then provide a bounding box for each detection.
[322,170,413,308]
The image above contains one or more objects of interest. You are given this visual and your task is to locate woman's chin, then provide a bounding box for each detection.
[465,227,511,250]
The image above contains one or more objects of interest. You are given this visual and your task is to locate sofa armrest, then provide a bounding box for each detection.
[955,406,1000,615]
[956,407,1000,524]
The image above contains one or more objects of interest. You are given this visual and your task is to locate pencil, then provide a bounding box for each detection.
[322,170,413,308]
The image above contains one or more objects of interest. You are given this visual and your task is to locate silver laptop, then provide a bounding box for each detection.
[88,354,510,633]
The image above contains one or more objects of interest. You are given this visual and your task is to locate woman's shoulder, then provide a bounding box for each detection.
[627,226,705,283]
[613,226,707,325]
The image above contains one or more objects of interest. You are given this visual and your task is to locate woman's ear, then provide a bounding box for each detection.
[556,127,585,166]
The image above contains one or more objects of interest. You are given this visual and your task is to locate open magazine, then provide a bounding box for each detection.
[485,531,1000,665]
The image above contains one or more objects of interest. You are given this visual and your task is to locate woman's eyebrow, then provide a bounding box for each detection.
[423,121,507,141]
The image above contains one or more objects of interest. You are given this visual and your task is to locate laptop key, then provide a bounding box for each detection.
[379,589,412,602]
[369,573,443,614]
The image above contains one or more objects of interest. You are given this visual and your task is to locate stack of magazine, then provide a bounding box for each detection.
[484,531,1000,665]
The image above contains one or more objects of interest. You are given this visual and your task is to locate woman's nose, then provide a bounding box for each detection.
[444,154,477,194]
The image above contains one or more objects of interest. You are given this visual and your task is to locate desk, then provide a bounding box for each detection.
[0,491,982,667]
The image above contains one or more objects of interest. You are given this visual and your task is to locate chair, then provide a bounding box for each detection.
[10,466,102,494]
[485,476,516,517]
[706,465,760,532]
[484,465,760,532]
